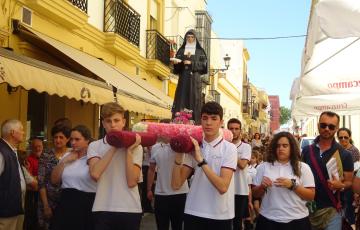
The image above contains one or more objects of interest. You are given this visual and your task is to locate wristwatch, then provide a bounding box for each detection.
[197,159,207,168]
[289,179,298,191]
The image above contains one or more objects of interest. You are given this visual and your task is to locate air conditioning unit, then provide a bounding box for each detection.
[21,7,32,26]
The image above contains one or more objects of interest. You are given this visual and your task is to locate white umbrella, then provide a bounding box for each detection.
[292,0,360,120]
[316,0,360,38]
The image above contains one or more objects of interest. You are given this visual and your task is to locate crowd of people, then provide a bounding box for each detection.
[1,102,360,230]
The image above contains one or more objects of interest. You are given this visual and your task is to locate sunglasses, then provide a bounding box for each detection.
[319,123,337,131]
[338,136,349,140]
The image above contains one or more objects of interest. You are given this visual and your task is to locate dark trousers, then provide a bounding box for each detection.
[154,193,186,230]
[255,214,311,230]
[52,188,96,230]
[344,189,355,224]
[233,195,249,230]
[93,211,142,230]
[184,214,232,230]
[24,191,39,230]
[141,166,153,212]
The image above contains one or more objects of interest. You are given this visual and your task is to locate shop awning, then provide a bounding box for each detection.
[15,24,173,118]
[0,48,114,104]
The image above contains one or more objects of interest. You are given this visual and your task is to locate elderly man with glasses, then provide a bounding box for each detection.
[301,111,353,230]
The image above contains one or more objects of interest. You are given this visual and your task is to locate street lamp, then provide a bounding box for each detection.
[209,54,231,76]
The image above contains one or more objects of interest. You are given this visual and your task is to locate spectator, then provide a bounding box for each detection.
[302,111,353,230]
[24,137,43,230]
[51,125,96,230]
[337,127,359,228]
[251,133,263,149]
[0,119,26,230]
[38,125,71,229]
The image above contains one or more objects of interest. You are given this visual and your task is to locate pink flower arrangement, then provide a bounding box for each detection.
[173,109,194,125]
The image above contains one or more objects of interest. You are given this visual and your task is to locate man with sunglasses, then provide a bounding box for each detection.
[302,111,353,230]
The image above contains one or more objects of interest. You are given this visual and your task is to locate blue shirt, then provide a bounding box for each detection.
[302,136,353,209]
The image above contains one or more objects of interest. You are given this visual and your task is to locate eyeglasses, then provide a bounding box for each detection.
[338,136,349,140]
[319,123,337,131]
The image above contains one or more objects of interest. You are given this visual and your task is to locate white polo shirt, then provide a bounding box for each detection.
[183,135,237,220]
[87,138,143,213]
[247,164,257,183]
[253,161,315,223]
[233,141,251,195]
[150,143,189,195]
[61,152,97,193]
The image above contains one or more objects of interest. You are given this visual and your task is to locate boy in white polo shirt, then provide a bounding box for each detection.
[172,102,237,230]
[227,118,252,230]
[87,102,143,230]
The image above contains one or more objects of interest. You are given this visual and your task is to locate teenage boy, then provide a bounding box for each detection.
[87,102,143,230]
[172,102,237,230]
[227,118,252,230]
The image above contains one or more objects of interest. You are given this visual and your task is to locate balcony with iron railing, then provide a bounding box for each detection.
[104,0,140,47]
[146,30,170,66]
[68,0,87,13]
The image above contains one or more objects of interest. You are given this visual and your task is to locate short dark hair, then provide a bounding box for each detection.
[72,125,92,142]
[201,102,223,120]
[227,118,241,129]
[51,125,71,138]
[319,111,340,125]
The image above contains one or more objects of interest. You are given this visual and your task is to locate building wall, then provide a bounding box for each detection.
[0,0,173,149]
[269,95,280,133]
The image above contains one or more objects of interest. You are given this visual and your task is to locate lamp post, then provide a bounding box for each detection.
[209,54,231,77]
[208,54,231,103]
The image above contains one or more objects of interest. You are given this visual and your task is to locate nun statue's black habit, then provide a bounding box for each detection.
[172,30,208,124]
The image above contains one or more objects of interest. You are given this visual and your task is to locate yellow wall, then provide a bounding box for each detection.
[0,84,28,149]
[168,81,177,98]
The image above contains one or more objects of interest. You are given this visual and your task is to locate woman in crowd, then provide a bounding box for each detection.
[337,128,360,163]
[38,125,70,229]
[252,132,315,230]
[251,133,263,148]
[337,127,359,227]
[51,125,96,230]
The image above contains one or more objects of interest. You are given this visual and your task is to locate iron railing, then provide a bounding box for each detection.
[146,30,170,66]
[68,0,88,13]
[104,0,140,47]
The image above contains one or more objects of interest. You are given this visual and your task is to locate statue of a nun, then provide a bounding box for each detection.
[172,29,208,124]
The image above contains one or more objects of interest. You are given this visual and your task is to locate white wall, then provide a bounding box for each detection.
[164,0,207,37]
[219,40,244,91]
[128,0,148,58]
[88,0,105,31]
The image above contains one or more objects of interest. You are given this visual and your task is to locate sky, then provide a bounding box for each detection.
[207,0,312,108]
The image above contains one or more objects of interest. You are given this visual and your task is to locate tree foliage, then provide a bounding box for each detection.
[280,106,291,125]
